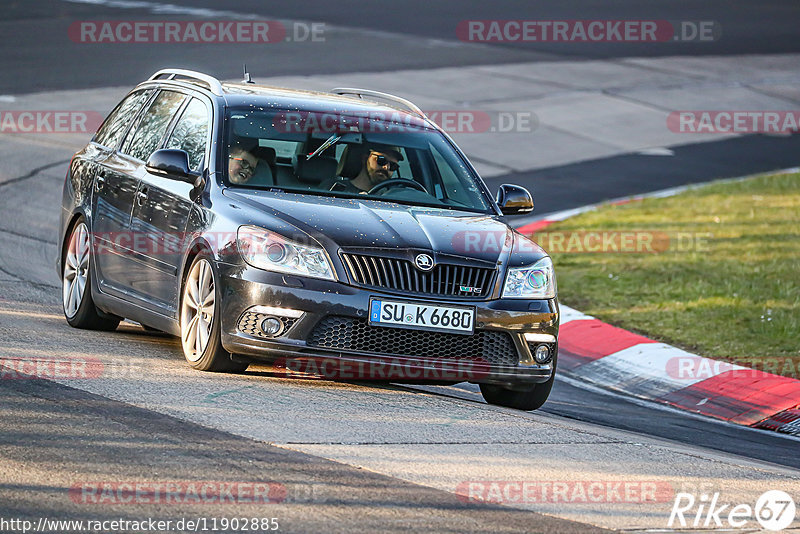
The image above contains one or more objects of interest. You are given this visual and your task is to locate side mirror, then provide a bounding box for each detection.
[146,149,195,183]
[496,184,533,215]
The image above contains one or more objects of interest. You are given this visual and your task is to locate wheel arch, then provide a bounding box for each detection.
[59,209,89,276]
[179,237,214,288]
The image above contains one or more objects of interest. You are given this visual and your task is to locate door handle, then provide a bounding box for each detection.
[136,187,148,206]
[95,172,106,191]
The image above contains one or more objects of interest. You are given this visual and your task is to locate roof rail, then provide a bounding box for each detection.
[331,87,427,118]
[148,69,224,96]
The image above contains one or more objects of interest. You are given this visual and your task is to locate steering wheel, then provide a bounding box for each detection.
[368,179,428,195]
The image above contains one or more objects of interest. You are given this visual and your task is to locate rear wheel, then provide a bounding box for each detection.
[62,218,120,331]
[180,254,247,372]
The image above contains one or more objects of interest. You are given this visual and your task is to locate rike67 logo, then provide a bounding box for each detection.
[669,490,796,531]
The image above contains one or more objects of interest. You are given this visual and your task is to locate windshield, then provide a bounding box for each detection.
[223,107,494,213]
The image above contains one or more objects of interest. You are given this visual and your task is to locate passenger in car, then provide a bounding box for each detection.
[323,144,403,193]
[228,140,259,184]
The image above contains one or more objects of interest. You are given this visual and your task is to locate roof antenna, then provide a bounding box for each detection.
[242,64,254,84]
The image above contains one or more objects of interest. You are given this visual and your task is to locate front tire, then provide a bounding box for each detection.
[480,353,557,411]
[180,254,247,372]
[480,378,554,411]
[62,218,120,331]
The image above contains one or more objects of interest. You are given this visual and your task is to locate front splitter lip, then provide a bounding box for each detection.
[223,332,553,386]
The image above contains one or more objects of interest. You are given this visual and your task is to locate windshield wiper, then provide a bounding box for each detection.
[306,133,341,161]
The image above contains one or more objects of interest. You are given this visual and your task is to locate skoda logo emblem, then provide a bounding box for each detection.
[414,254,434,271]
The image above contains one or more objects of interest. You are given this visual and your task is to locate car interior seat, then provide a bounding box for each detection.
[337,144,367,179]
[248,146,277,186]
[290,138,339,188]
[293,156,338,187]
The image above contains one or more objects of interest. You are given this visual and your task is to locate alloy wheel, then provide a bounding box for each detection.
[62,222,90,318]
[181,259,216,362]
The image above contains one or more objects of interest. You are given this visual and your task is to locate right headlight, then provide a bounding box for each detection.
[236,225,335,281]
[502,256,556,299]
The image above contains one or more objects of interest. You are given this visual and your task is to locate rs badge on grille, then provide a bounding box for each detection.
[460,285,482,293]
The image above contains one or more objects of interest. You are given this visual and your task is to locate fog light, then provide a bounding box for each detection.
[261,317,283,336]
[533,344,551,364]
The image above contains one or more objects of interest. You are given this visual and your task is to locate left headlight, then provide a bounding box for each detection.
[236,225,335,281]
[502,256,556,299]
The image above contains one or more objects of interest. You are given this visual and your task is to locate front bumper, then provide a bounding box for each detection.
[217,263,559,386]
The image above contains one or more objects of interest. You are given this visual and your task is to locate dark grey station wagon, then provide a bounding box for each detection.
[59,69,559,410]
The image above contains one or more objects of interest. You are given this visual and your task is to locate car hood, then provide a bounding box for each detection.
[223,189,546,265]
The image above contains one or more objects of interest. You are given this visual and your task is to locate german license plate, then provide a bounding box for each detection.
[369,298,475,335]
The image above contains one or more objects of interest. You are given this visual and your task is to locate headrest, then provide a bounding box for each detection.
[252,146,276,166]
[295,156,337,184]
[337,145,367,179]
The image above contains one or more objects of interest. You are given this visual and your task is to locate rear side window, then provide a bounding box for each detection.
[93,90,151,149]
[165,98,209,171]
[123,90,186,162]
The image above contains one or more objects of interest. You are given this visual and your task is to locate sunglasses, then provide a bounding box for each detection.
[230,156,256,173]
[372,153,399,172]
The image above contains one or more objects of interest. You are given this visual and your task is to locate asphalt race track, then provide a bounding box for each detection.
[4,0,800,94]
[1,1,799,532]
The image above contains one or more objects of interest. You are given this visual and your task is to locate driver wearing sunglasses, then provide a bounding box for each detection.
[342,145,404,194]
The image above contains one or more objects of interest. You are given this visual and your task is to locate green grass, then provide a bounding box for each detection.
[538,172,800,375]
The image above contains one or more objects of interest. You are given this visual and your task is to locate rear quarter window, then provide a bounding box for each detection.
[122,90,186,162]
[93,89,152,149]
[165,98,210,171]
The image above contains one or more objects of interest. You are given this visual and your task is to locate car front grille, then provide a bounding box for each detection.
[341,253,495,298]
[307,316,519,366]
